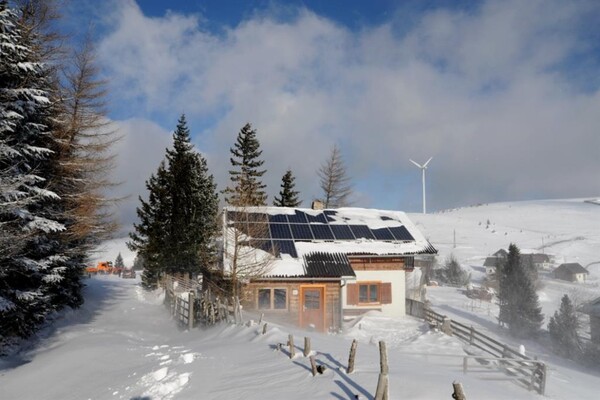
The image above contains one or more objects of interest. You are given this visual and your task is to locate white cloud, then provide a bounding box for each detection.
[97,0,600,222]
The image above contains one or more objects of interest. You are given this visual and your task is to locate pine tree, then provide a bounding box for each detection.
[129,116,219,287]
[317,144,352,208]
[223,123,267,206]
[164,114,219,275]
[438,254,470,286]
[273,169,301,207]
[0,2,65,340]
[548,295,582,359]
[114,253,125,269]
[128,161,171,289]
[498,243,544,337]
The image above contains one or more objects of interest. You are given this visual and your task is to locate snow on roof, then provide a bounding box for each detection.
[554,263,588,275]
[223,206,436,278]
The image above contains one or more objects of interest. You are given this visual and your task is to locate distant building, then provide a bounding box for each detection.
[581,297,600,344]
[553,263,589,283]
[484,256,503,276]
[493,249,508,259]
[522,253,551,270]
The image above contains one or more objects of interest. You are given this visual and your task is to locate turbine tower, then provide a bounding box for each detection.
[409,157,433,214]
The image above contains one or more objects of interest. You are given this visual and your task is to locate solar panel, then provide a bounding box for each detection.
[287,211,308,223]
[256,239,274,254]
[273,240,298,258]
[349,225,375,240]
[270,223,293,239]
[389,226,414,241]
[268,214,288,223]
[371,227,394,241]
[290,224,313,240]
[329,224,355,240]
[310,224,334,240]
[305,212,328,223]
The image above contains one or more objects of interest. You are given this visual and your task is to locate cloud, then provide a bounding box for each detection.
[108,118,172,233]
[96,0,600,222]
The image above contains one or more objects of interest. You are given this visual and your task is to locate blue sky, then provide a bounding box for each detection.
[62,0,600,231]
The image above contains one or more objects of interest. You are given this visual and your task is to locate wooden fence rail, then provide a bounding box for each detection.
[407,298,546,395]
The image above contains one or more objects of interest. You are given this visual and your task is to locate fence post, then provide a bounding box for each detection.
[469,326,475,345]
[347,339,358,374]
[442,317,453,336]
[463,357,468,374]
[262,323,268,335]
[374,341,389,400]
[540,363,547,395]
[452,381,467,400]
[310,355,318,376]
[304,337,311,357]
[188,291,195,329]
[288,334,295,359]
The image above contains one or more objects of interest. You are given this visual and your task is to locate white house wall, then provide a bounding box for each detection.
[342,270,406,317]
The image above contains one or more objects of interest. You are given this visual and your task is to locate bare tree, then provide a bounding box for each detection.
[222,207,274,320]
[56,36,120,251]
[317,144,352,208]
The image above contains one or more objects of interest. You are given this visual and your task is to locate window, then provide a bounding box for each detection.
[257,288,287,310]
[258,289,271,309]
[347,282,392,305]
[359,283,380,303]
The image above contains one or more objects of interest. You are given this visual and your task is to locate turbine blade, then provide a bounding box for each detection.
[409,159,422,168]
[423,157,433,168]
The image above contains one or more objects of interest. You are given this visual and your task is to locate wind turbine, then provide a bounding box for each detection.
[409,157,433,214]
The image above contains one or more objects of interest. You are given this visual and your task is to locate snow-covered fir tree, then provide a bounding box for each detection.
[223,123,267,206]
[548,295,582,359]
[498,243,544,337]
[273,169,301,207]
[0,2,65,341]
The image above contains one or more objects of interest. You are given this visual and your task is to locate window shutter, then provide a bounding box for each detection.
[347,283,358,305]
[381,282,392,304]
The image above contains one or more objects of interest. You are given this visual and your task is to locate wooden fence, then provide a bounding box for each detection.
[163,274,236,328]
[406,298,547,395]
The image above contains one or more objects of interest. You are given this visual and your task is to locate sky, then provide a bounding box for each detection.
[60,0,600,232]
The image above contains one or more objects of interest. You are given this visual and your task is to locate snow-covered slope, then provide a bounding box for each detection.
[1,199,599,399]
[410,198,600,278]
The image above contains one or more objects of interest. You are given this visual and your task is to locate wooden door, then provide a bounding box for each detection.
[300,286,325,332]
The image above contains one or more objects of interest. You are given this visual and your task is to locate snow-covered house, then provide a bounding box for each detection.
[581,297,600,344]
[484,256,503,276]
[222,206,437,332]
[553,263,589,283]
[493,249,508,259]
[522,253,551,270]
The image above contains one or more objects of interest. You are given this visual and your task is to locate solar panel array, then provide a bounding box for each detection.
[227,209,415,258]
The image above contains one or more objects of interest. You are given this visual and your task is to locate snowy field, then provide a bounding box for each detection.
[1,199,599,399]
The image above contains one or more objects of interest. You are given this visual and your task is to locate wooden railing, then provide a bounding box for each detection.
[406,299,547,395]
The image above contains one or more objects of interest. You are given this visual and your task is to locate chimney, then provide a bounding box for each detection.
[311,200,324,210]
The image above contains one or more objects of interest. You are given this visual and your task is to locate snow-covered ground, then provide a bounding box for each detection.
[1,199,599,399]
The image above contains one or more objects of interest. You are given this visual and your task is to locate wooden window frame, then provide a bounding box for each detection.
[358,281,381,305]
[257,287,288,311]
